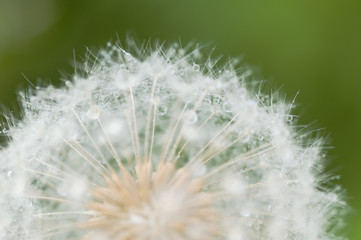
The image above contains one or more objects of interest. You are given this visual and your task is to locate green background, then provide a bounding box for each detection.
[0,0,360,238]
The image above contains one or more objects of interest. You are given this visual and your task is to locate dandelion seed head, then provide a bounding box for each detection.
[0,41,346,239]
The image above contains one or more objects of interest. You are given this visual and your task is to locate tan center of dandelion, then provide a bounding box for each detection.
[81,162,220,240]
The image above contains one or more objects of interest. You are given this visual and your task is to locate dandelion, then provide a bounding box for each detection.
[0,41,346,240]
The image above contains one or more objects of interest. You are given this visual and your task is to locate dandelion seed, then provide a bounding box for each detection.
[0,41,346,240]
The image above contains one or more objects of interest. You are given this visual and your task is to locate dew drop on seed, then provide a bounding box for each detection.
[191,164,207,177]
[224,70,232,78]
[329,193,338,202]
[238,128,248,137]
[246,220,253,227]
[112,91,120,97]
[157,105,168,116]
[7,170,13,178]
[238,129,251,143]
[267,205,272,212]
[222,102,232,112]
[65,81,72,88]
[124,52,133,62]
[184,110,198,124]
[287,115,293,122]
[87,106,100,120]
[239,88,247,97]
[105,119,123,137]
[193,63,200,72]
[129,214,145,224]
[240,212,251,218]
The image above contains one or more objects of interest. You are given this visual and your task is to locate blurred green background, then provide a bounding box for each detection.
[0,0,360,238]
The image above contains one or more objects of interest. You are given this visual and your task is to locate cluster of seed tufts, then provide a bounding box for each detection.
[0,42,346,240]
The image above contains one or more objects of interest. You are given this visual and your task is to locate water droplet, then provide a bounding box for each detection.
[157,104,168,116]
[184,110,198,124]
[246,220,253,227]
[124,52,133,62]
[287,115,293,122]
[240,212,251,218]
[7,170,13,178]
[129,214,145,223]
[238,87,247,97]
[267,205,272,212]
[112,91,120,97]
[222,102,232,112]
[104,119,123,138]
[244,100,257,115]
[224,70,233,78]
[87,106,100,120]
[238,129,251,143]
[193,63,200,72]
[65,81,73,88]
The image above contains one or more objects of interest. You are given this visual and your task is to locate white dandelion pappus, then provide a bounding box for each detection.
[0,41,346,240]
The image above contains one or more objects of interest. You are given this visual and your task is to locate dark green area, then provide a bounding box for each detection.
[0,0,360,238]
